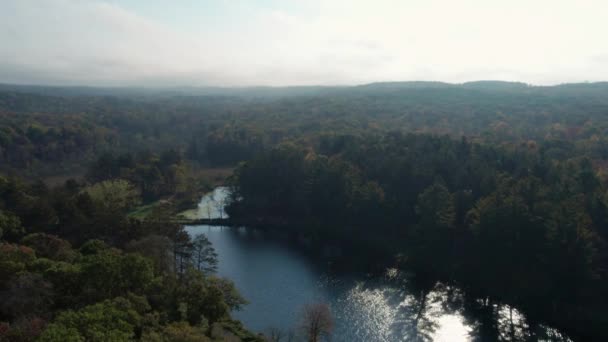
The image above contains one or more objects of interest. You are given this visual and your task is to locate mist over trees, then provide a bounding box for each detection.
[3,82,608,178]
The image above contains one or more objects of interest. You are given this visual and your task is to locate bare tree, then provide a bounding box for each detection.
[300,303,334,342]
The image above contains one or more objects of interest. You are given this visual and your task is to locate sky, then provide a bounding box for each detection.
[1,0,607,87]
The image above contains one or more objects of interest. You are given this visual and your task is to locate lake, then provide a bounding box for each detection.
[186,188,571,341]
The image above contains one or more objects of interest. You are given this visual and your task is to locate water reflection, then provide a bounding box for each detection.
[180,186,229,220]
[185,190,571,342]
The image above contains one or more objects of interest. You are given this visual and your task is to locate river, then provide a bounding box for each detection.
[185,187,571,341]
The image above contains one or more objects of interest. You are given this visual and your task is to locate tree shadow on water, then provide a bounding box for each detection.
[460,296,573,342]
[390,275,441,342]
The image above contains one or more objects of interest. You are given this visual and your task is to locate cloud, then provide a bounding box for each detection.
[0,0,224,85]
[0,0,607,86]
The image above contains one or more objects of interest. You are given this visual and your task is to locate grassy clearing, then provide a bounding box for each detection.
[177,208,201,220]
[128,201,161,220]
[128,167,234,221]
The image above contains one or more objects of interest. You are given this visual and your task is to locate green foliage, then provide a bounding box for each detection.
[0,161,252,342]
[8,82,608,340]
[83,179,140,214]
[0,272,53,319]
[21,233,76,262]
[37,324,84,342]
[191,234,218,274]
[78,239,109,255]
[152,321,210,342]
[5,82,608,179]
[128,201,161,220]
[0,210,24,241]
[0,317,48,342]
[163,268,247,327]
[409,182,456,274]
[467,185,548,299]
[87,151,193,204]
[215,320,265,342]
[38,298,141,342]
[228,145,385,224]
[228,132,608,340]
[416,183,455,229]
[173,269,229,325]
[0,243,36,284]
[209,277,248,312]
[142,203,193,274]
[79,251,154,301]
[126,235,174,275]
[29,258,82,309]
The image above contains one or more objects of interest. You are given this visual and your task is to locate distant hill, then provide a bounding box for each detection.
[356,81,454,89]
[1,80,607,98]
[462,80,529,89]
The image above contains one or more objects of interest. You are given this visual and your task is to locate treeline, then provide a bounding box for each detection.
[4,82,608,177]
[0,92,239,176]
[86,149,201,208]
[0,172,261,341]
[227,133,608,341]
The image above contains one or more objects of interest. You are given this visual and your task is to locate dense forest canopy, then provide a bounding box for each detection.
[2,81,608,177]
[0,166,261,341]
[2,81,608,341]
[227,134,608,340]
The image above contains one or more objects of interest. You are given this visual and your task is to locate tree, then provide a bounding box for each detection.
[157,321,210,342]
[144,203,192,275]
[126,235,174,275]
[299,303,334,342]
[79,251,154,302]
[0,317,48,342]
[0,243,36,284]
[21,198,58,234]
[37,298,141,342]
[409,182,456,274]
[174,269,229,325]
[415,182,455,230]
[31,257,82,309]
[466,187,547,301]
[37,324,83,342]
[78,239,109,255]
[191,234,218,274]
[208,277,247,311]
[0,272,53,319]
[21,233,76,262]
[546,197,598,301]
[0,209,24,241]
[83,179,140,214]
[80,179,140,243]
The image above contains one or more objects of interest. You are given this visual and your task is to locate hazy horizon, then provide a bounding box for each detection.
[3,79,608,90]
[2,0,608,87]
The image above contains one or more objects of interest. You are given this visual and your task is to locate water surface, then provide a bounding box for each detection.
[186,188,570,341]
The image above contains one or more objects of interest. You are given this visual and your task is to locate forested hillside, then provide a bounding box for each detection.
[2,82,608,177]
[2,82,608,340]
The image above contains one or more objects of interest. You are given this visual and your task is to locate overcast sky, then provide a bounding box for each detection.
[1,0,607,86]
